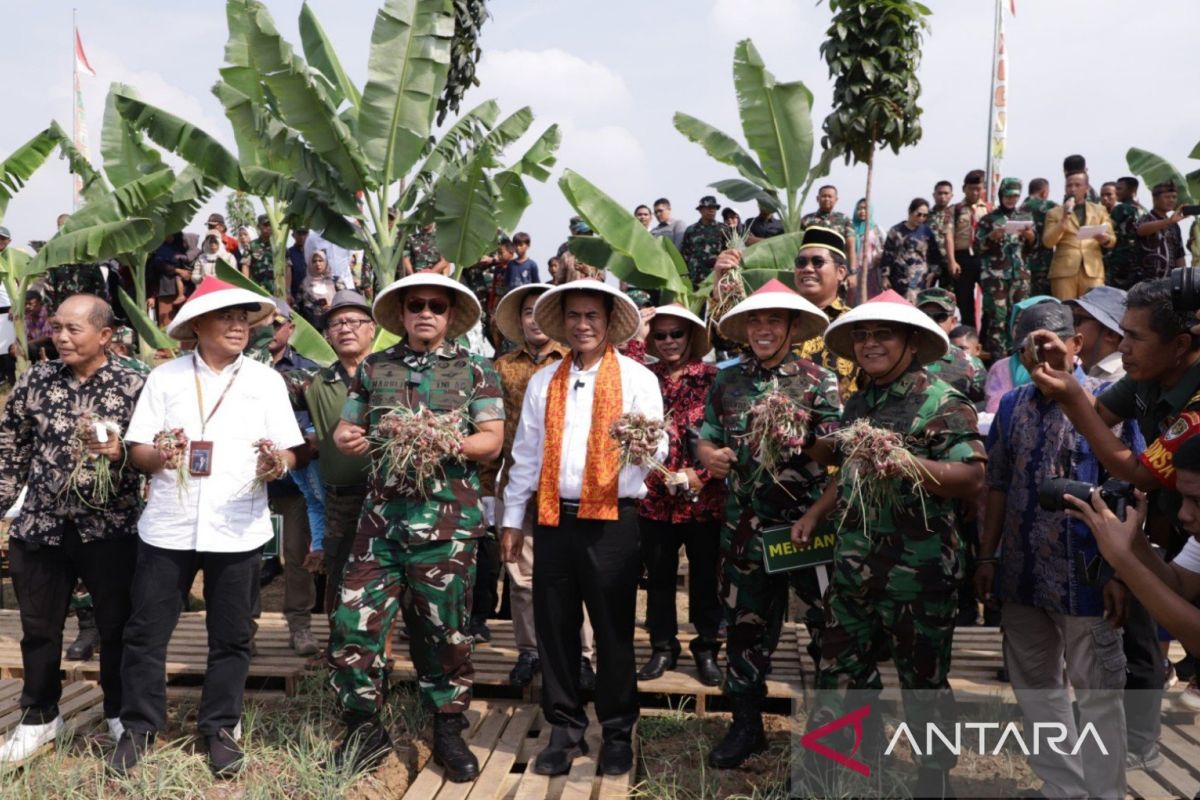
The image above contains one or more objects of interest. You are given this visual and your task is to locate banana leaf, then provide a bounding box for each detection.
[242,0,373,192]
[510,124,562,183]
[493,170,531,235]
[709,178,784,217]
[299,1,362,113]
[101,86,166,188]
[1126,147,1195,204]
[434,146,498,273]
[558,169,692,296]
[221,0,266,105]
[732,39,814,196]
[741,232,803,270]
[29,219,156,278]
[566,236,639,284]
[46,120,110,203]
[59,169,176,236]
[482,107,534,154]
[673,112,773,189]
[214,260,336,366]
[0,128,59,222]
[117,287,176,351]
[741,268,797,291]
[114,91,246,191]
[356,0,455,184]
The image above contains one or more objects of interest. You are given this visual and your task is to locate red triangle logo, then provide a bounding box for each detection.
[799,704,872,777]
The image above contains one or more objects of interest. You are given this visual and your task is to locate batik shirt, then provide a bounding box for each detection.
[0,358,145,545]
[880,221,940,294]
[700,352,841,559]
[796,296,859,399]
[680,220,731,285]
[987,373,1144,616]
[639,359,726,524]
[488,341,569,494]
[342,341,504,544]
[950,200,993,254]
[1105,200,1145,288]
[1133,210,1186,284]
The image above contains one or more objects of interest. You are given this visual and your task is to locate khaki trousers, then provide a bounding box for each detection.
[1050,271,1103,301]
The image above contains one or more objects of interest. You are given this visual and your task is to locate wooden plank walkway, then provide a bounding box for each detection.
[401,701,635,800]
[0,678,106,745]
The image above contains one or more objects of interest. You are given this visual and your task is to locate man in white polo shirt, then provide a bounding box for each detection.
[108,277,304,778]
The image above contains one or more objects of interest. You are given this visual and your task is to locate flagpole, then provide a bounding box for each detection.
[984,0,1001,204]
[72,7,79,211]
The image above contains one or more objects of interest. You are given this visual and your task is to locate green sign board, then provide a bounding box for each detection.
[761,523,836,574]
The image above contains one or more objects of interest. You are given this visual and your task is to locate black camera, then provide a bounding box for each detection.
[1037,477,1136,520]
[1171,267,1200,312]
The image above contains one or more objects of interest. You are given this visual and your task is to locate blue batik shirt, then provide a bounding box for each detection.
[986,369,1145,616]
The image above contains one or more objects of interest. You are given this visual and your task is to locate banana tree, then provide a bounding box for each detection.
[1126,146,1200,204]
[119,0,557,297]
[675,38,833,250]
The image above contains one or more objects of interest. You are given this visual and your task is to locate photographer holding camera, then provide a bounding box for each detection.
[978,302,1141,799]
[1029,276,1200,770]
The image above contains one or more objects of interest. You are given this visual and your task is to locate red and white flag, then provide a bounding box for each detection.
[74,29,96,77]
[985,0,1013,201]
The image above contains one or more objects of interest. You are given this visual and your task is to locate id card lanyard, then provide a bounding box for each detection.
[189,353,242,475]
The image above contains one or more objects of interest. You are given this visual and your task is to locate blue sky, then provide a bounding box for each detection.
[4,0,1199,276]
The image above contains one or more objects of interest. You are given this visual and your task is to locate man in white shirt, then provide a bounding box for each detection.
[501,279,666,777]
[108,277,304,778]
[1065,286,1127,381]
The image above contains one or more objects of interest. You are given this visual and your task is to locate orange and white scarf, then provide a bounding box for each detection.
[537,344,623,526]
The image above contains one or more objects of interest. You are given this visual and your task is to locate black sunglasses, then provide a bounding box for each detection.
[927,311,951,323]
[405,298,450,315]
[652,328,688,342]
[850,327,897,343]
[795,256,830,269]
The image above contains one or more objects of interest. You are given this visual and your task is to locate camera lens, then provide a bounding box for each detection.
[1171,267,1200,312]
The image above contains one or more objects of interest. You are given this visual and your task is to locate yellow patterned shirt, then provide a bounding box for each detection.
[795,296,859,399]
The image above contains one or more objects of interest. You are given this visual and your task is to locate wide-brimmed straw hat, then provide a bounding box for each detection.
[494,283,554,344]
[373,271,481,340]
[824,289,950,366]
[646,304,711,360]
[533,278,641,346]
[166,276,275,341]
[717,278,828,345]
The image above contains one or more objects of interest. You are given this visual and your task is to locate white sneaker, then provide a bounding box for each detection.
[107,718,125,744]
[0,716,64,765]
[232,721,242,742]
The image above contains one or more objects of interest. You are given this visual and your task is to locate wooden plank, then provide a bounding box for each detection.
[512,722,555,800]
[467,706,539,800]
[595,721,637,800]
[403,702,493,800]
[436,706,513,800]
[1126,768,1176,800]
[558,712,602,800]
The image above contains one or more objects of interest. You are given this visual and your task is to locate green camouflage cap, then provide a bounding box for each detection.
[999,177,1023,197]
[111,325,136,347]
[625,288,652,308]
[916,287,957,313]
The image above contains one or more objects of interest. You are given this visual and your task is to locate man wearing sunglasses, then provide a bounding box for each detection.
[696,280,839,769]
[976,177,1037,363]
[798,291,986,797]
[328,273,504,783]
[791,226,860,399]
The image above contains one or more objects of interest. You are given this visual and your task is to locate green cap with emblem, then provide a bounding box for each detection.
[915,288,957,314]
[999,177,1023,197]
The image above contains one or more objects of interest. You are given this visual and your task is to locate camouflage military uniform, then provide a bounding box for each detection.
[796,297,859,400]
[403,229,443,274]
[1018,196,1059,297]
[246,238,276,296]
[680,220,730,286]
[328,341,504,719]
[1105,200,1145,289]
[814,367,985,770]
[699,352,842,694]
[925,344,985,406]
[46,263,109,310]
[975,209,1033,361]
[800,210,854,245]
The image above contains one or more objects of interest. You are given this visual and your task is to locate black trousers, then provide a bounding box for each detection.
[638,517,722,650]
[953,249,982,328]
[472,535,501,624]
[120,542,261,736]
[1123,594,1165,755]
[534,502,640,745]
[8,527,136,722]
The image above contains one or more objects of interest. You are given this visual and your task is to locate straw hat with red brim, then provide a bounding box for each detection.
[494,283,554,345]
[646,304,711,360]
[373,271,481,339]
[165,276,275,341]
[533,278,641,346]
[824,289,949,366]
[716,278,828,345]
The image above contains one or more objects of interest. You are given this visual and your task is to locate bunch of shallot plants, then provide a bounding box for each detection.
[744,382,812,486]
[153,427,190,498]
[833,418,934,537]
[708,227,749,328]
[608,412,671,479]
[370,406,467,497]
[64,416,123,508]
[248,438,287,492]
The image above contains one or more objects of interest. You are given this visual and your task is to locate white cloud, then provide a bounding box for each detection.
[477,48,632,124]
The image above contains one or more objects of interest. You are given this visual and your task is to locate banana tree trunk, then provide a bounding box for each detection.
[265,200,290,300]
[5,276,29,376]
[860,148,876,305]
[131,257,155,360]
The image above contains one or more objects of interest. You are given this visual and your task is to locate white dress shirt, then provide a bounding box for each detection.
[126,353,304,553]
[502,351,666,530]
[1174,537,1200,575]
[1088,350,1125,382]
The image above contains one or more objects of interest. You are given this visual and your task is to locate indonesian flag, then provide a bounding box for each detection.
[75,29,96,77]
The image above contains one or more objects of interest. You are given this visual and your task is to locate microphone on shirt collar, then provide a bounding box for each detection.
[573,379,585,391]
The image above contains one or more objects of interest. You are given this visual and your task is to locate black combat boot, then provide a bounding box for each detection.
[66,608,99,661]
[331,716,393,774]
[708,694,767,768]
[433,713,479,783]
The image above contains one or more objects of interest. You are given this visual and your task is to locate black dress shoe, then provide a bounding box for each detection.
[599,740,633,775]
[693,650,722,687]
[106,730,154,777]
[638,643,681,680]
[509,651,540,688]
[579,658,596,692]
[469,619,492,643]
[206,729,244,778]
[533,736,588,776]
